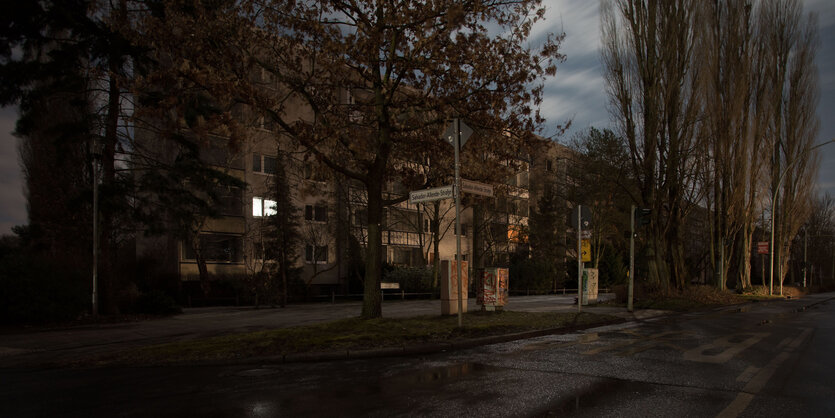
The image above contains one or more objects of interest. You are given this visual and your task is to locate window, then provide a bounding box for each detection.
[424,219,429,232]
[508,225,527,243]
[183,234,243,262]
[305,244,328,264]
[263,156,277,174]
[253,153,277,175]
[353,208,368,227]
[305,204,327,222]
[546,159,553,172]
[215,187,243,216]
[458,224,468,236]
[253,197,277,217]
[391,247,412,266]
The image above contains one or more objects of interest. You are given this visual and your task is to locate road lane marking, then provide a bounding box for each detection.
[716,393,754,418]
[775,337,792,351]
[787,328,812,351]
[683,333,768,364]
[735,366,759,383]
[717,328,813,418]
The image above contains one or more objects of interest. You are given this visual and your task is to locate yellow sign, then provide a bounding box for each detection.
[581,239,591,262]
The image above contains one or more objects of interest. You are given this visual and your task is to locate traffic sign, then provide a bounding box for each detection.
[442,119,473,148]
[571,206,592,230]
[757,241,769,254]
[409,185,454,204]
[581,239,591,262]
[460,179,493,197]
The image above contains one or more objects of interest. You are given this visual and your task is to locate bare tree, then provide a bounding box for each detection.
[758,0,820,289]
[601,0,704,289]
[697,0,761,290]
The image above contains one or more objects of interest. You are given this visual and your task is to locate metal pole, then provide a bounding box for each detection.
[769,195,775,296]
[803,228,807,287]
[454,118,463,327]
[629,205,635,312]
[719,241,725,290]
[92,154,99,316]
[577,204,582,313]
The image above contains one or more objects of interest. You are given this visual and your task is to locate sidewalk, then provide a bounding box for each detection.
[0,294,662,367]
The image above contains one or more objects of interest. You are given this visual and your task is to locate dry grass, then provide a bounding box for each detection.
[612,284,748,311]
[96,311,620,366]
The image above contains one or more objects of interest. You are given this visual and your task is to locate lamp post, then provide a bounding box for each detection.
[770,139,834,296]
[91,137,105,316]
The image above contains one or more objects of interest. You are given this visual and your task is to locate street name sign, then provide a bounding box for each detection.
[409,185,454,204]
[460,179,494,197]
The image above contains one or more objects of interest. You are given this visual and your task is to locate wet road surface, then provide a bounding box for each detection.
[1,294,833,417]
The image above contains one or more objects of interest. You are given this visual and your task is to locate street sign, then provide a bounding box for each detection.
[581,239,591,262]
[460,179,494,197]
[571,205,593,230]
[442,119,473,148]
[409,185,454,204]
[581,230,592,239]
[757,241,769,254]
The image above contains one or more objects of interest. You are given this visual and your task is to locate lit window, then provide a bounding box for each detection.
[253,197,278,217]
[253,197,263,217]
[264,199,277,216]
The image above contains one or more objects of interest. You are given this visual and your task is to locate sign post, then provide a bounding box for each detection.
[629,205,635,312]
[442,118,473,327]
[572,205,592,312]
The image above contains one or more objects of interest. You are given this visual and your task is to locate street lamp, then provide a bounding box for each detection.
[769,138,834,296]
[90,137,105,316]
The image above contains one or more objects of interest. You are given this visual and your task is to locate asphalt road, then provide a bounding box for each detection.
[1,293,833,417]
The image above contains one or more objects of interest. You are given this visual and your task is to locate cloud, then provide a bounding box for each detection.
[535,0,601,60]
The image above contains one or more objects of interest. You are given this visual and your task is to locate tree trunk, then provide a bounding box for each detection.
[361,180,384,319]
[432,201,441,290]
[189,233,210,296]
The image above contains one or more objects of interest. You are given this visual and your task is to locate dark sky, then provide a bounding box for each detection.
[536,0,835,196]
[1,0,834,234]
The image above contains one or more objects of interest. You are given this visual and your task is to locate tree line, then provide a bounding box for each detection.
[581,0,826,291]
[0,0,564,321]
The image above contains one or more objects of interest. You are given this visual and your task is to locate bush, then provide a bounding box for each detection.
[383,267,433,293]
[509,258,553,293]
[0,249,89,324]
[135,290,182,315]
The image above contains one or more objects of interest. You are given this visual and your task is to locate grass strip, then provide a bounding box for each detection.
[102,311,619,365]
